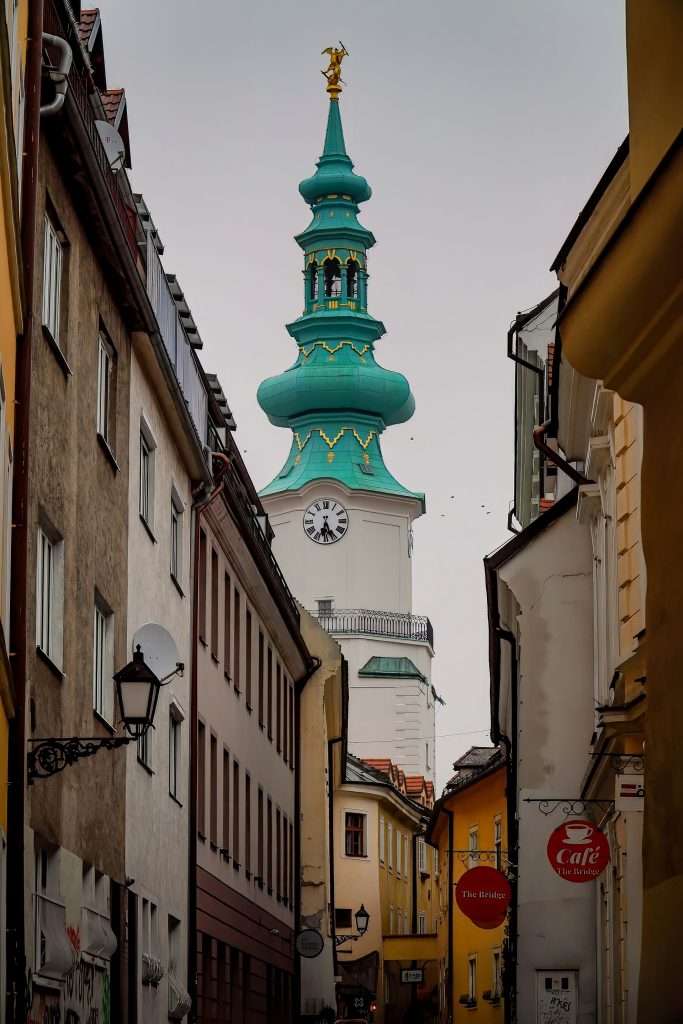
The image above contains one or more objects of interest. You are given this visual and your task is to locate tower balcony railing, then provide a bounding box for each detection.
[312,608,433,647]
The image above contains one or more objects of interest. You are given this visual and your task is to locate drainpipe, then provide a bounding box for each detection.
[532,421,591,487]
[188,464,228,1021]
[294,655,321,1019]
[40,33,72,117]
[7,0,44,1018]
[494,628,518,1024]
[328,735,343,979]
[446,809,454,1024]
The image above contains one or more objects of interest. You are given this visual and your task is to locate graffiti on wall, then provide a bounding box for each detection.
[27,924,111,1024]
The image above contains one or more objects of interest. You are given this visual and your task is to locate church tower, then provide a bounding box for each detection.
[258,55,436,779]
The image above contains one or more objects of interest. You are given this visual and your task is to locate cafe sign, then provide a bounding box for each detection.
[455,866,511,929]
[547,819,610,883]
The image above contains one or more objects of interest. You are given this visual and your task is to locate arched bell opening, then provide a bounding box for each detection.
[323,258,341,298]
[346,259,360,300]
[308,261,319,302]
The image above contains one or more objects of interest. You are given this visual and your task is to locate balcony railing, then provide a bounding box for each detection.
[312,609,433,647]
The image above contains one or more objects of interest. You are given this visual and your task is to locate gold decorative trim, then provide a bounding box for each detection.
[292,427,377,453]
[300,340,371,359]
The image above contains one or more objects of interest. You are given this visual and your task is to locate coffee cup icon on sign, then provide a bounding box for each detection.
[564,823,593,845]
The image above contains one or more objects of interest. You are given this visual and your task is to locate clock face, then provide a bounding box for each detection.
[303,499,349,544]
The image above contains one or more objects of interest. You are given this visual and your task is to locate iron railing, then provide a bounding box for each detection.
[312,609,433,646]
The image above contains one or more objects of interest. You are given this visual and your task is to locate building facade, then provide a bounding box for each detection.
[335,754,436,1024]
[428,748,507,1023]
[193,448,314,1024]
[257,74,437,782]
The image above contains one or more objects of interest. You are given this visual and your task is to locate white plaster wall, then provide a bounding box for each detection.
[264,483,421,613]
[498,508,597,1024]
[334,790,382,964]
[342,636,435,780]
[196,509,300,930]
[125,350,193,1020]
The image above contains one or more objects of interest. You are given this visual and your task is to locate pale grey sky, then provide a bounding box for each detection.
[101,0,628,787]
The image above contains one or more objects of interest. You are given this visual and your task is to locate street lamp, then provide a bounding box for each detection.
[355,904,370,936]
[335,904,371,947]
[28,645,163,782]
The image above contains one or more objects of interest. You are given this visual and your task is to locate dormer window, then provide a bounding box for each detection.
[324,258,341,298]
[347,259,359,299]
[308,261,318,302]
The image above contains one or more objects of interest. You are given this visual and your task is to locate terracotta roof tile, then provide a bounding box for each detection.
[101,88,124,126]
[78,8,98,45]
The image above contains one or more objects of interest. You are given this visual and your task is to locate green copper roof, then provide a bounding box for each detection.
[358,657,427,683]
[258,94,422,508]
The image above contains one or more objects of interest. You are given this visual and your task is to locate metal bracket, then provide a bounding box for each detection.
[28,735,131,782]
[523,798,615,817]
[590,752,644,773]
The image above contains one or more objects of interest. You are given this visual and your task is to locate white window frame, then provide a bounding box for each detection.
[396,829,402,877]
[92,596,114,723]
[169,708,182,801]
[42,212,63,345]
[433,844,439,877]
[36,523,64,669]
[387,823,393,871]
[170,486,184,585]
[97,334,114,444]
[468,826,479,869]
[468,955,477,1001]
[389,906,394,934]
[417,837,426,873]
[417,911,426,934]
[379,816,385,864]
[403,834,409,882]
[139,432,152,526]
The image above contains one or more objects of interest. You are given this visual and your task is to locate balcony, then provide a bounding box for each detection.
[312,609,433,647]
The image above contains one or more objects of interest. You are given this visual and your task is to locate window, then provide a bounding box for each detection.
[379,818,385,863]
[169,712,181,800]
[345,812,366,858]
[276,662,282,753]
[197,721,206,837]
[276,809,281,901]
[403,835,409,881]
[308,261,318,301]
[346,259,359,299]
[323,257,341,297]
[389,906,394,934]
[42,212,63,344]
[317,597,333,616]
[434,845,440,876]
[417,912,426,934]
[222,749,230,856]
[468,956,477,1001]
[210,549,219,659]
[468,826,479,869]
[288,685,294,769]
[492,951,502,999]
[233,587,241,692]
[494,817,502,870]
[403,910,408,935]
[425,741,431,771]
[168,915,180,977]
[139,426,155,529]
[267,646,273,739]
[257,787,264,885]
[245,610,252,708]
[137,722,152,769]
[335,908,352,930]
[36,524,63,667]
[170,492,183,583]
[96,334,114,445]
[417,838,426,873]
[232,759,240,868]
[245,773,252,876]
[34,848,72,977]
[396,830,402,877]
[258,630,264,727]
[388,823,393,870]
[209,734,218,846]
[282,672,288,762]
[223,571,230,678]
[282,812,288,903]
[267,797,273,893]
[198,530,207,644]
[92,597,113,721]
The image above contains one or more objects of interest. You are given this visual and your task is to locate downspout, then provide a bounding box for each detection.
[40,32,72,117]
[495,629,518,1024]
[446,809,454,1024]
[328,736,343,977]
[294,655,322,1018]
[411,833,418,934]
[188,465,227,1021]
[7,0,44,1019]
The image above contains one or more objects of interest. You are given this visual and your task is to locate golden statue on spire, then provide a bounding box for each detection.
[321,43,348,98]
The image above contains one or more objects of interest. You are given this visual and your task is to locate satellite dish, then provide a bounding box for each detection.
[133,623,182,681]
[95,120,126,171]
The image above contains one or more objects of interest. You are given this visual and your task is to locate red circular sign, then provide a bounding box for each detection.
[547,819,610,883]
[456,867,511,929]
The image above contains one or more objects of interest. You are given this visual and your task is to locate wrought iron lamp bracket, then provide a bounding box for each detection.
[28,735,132,783]
[523,798,615,817]
[334,932,363,948]
[590,752,644,773]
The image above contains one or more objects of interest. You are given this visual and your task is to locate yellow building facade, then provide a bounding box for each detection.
[429,748,507,1022]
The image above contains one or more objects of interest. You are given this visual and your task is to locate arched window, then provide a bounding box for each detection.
[346,259,360,299]
[324,258,341,298]
[308,261,318,301]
